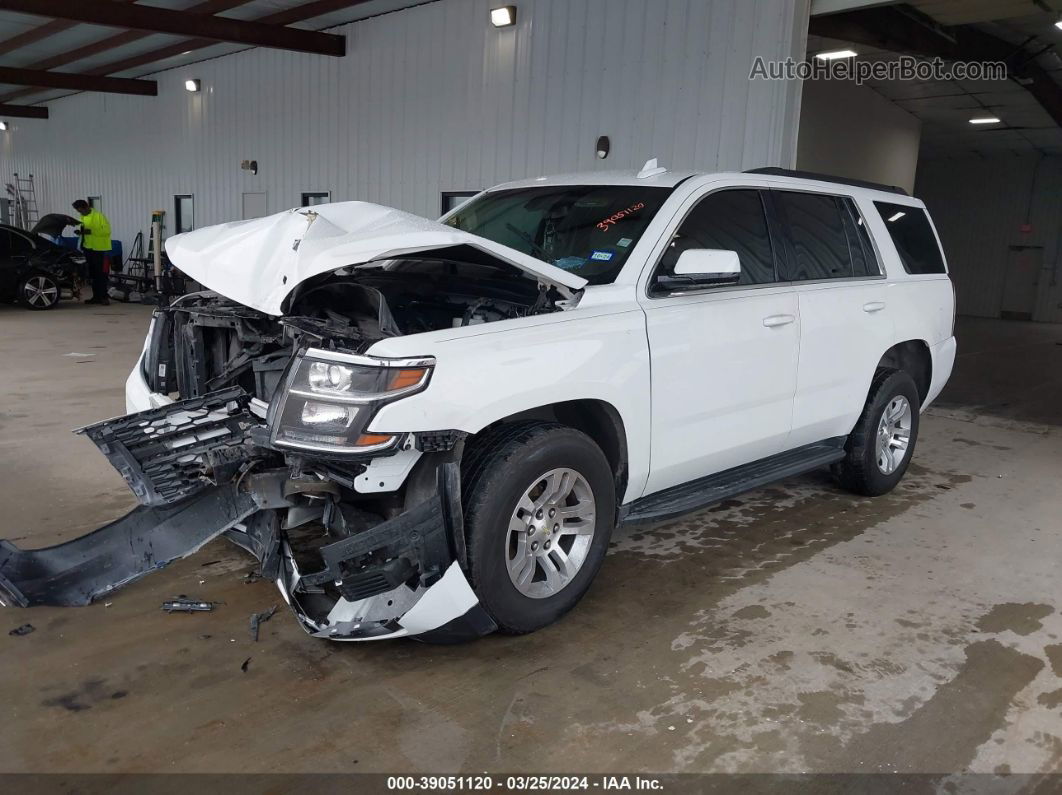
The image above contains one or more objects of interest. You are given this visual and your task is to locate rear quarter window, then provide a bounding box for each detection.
[873,202,946,275]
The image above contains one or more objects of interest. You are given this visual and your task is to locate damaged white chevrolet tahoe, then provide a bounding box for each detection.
[0,165,956,642]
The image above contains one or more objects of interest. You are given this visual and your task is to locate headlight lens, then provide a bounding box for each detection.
[300,400,358,428]
[294,360,429,401]
[308,362,354,393]
[270,349,433,454]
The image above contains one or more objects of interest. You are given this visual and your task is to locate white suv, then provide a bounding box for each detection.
[0,164,955,642]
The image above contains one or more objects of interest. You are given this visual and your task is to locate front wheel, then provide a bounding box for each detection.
[19,271,61,310]
[834,369,921,496]
[462,422,615,634]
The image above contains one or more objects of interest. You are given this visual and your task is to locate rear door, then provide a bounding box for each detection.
[639,187,799,495]
[0,229,15,295]
[772,189,894,448]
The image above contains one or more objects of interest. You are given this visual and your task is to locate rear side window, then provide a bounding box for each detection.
[773,191,851,280]
[873,202,946,274]
[656,189,776,287]
[9,231,34,256]
[840,199,880,277]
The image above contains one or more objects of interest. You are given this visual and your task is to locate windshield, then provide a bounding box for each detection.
[444,185,671,284]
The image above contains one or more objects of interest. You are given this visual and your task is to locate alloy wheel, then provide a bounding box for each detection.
[23,275,59,308]
[875,395,912,475]
[505,467,596,599]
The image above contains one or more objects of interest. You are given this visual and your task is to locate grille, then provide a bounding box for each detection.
[77,388,264,506]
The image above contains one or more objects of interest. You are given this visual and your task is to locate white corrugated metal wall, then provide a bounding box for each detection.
[916,155,1062,324]
[0,0,808,248]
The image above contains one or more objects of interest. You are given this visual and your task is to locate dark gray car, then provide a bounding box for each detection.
[0,221,84,309]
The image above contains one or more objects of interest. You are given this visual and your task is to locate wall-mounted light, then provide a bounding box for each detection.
[815,49,857,60]
[969,116,1001,124]
[0,121,8,131]
[490,5,516,27]
[184,78,201,93]
[1055,16,1062,31]
[241,159,259,175]
[595,135,610,159]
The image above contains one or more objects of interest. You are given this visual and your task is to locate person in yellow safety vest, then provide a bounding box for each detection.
[71,199,112,306]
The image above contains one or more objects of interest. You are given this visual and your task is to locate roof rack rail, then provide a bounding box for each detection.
[743,167,908,196]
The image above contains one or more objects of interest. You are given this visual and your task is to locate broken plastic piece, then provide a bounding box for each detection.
[76,387,263,507]
[8,623,34,636]
[249,605,278,641]
[162,597,216,613]
[0,483,259,607]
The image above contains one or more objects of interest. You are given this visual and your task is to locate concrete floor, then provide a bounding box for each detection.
[0,302,1060,776]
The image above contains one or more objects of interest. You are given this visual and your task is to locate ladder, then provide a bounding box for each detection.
[11,173,39,230]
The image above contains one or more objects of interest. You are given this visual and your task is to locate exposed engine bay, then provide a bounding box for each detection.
[144,256,562,403]
[0,255,571,642]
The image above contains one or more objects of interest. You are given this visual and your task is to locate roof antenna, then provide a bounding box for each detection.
[637,158,667,179]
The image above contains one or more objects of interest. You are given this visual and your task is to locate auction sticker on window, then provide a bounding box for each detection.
[596,202,646,231]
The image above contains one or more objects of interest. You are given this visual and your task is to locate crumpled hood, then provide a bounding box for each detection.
[165,201,588,316]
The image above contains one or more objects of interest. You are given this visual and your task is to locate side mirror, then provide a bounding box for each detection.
[657,248,741,291]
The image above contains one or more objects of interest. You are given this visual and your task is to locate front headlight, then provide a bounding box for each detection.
[270,349,433,454]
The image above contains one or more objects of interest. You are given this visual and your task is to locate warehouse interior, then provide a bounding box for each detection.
[0,0,1060,786]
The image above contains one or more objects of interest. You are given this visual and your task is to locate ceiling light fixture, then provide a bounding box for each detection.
[887,211,906,223]
[815,49,857,60]
[490,6,516,27]
[969,116,1001,124]
[184,78,201,93]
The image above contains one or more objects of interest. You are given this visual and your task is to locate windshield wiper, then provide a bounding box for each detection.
[505,223,551,262]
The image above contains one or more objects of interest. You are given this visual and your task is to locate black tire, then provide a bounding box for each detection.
[18,270,61,310]
[834,369,920,497]
[461,421,615,634]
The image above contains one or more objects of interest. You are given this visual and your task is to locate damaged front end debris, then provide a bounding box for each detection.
[0,386,494,642]
[0,204,595,641]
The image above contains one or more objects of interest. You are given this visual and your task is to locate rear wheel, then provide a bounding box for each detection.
[834,369,920,496]
[19,271,61,310]
[462,421,615,634]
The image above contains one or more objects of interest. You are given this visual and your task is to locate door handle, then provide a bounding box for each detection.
[762,314,796,328]
[863,301,886,313]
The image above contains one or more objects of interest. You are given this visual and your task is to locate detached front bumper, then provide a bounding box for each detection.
[0,389,495,643]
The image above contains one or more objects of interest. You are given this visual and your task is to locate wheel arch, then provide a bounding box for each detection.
[471,399,629,505]
[876,339,932,406]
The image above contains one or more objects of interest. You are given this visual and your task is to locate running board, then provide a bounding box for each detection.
[619,439,847,526]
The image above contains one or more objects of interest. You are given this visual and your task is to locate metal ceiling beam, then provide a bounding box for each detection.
[33,0,373,86]
[0,0,347,57]
[0,66,157,95]
[0,0,253,104]
[0,0,137,57]
[0,0,373,106]
[0,19,75,57]
[809,4,1062,128]
[26,0,250,71]
[0,103,48,118]
[86,0,376,75]
[810,0,896,16]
